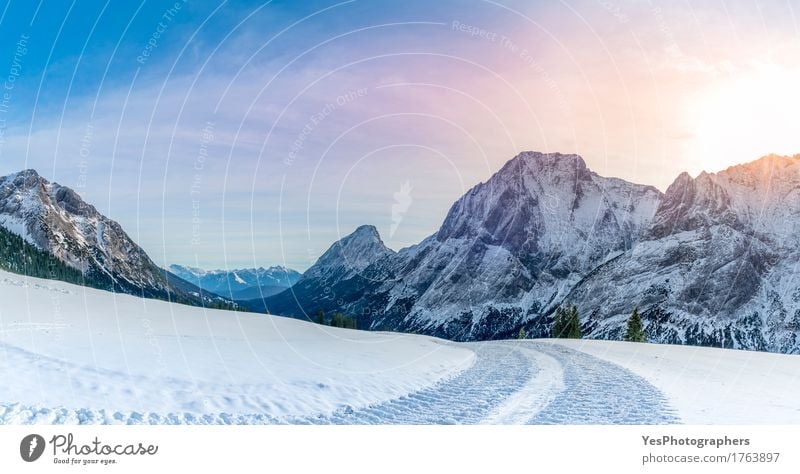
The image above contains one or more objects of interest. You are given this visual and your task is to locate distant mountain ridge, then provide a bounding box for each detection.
[261,151,800,354]
[169,264,301,300]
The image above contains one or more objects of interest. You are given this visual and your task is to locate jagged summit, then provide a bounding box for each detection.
[722,153,800,172]
[674,154,800,184]
[649,153,800,241]
[511,150,586,165]
[252,225,396,315]
[349,224,383,240]
[329,225,391,259]
[438,150,660,245]
[8,168,40,178]
[304,225,394,281]
[496,151,588,181]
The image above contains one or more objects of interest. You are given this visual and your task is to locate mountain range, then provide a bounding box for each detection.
[2,151,798,354]
[258,151,800,354]
[169,264,301,301]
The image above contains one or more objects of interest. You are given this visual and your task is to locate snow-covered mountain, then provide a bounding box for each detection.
[6,151,799,353]
[263,151,800,353]
[0,169,218,305]
[169,264,301,300]
[569,154,800,353]
[249,225,394,316]
[262,152,663,337]
[382,151,662,339]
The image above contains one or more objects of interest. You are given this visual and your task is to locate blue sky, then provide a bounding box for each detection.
[1,0,798,271]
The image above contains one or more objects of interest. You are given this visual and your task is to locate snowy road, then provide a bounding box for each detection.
[300,341,678,425]
[0,336,678,425]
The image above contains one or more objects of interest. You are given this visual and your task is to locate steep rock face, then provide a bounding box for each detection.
[0,169,212,303]
[569,154,800,353]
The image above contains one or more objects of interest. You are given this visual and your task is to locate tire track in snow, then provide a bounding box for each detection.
[302,341,677,425]
[480,346,564,424]
[527,343,679,424]
[298,343,535,424]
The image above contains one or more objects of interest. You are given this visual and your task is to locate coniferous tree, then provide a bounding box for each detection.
[344,316,357,329]
[553,305,581,339]
[624,307,646,342]
[552,306,567,338]
[566,305,582,339]
[517,327,527,339]
[0,226,245,311]
[790,310,800,331]
[316,309,326,325]
[0,225,86,286]
[330,312,344,328]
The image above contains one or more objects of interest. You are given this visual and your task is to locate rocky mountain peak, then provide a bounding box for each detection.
[513,150,586,169]
[348,224,383,242]
[9,168,41,180]
[717,153,800,188]
[495,151,589,184]
[1,168,44,192]
[303,225,393,281]
[648,154,800,241]
[438,151,659,247]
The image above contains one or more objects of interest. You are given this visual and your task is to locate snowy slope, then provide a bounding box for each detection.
[546,339,800,424]
[2,268,797,424]
[0,270,473,423]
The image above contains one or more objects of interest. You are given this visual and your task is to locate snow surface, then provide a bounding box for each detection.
[545,339,800,424]
[1,269,797,424]
[0,215,32,244]
[0,270,473,424]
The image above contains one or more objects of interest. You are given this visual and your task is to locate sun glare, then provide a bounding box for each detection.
[686,64,800,175]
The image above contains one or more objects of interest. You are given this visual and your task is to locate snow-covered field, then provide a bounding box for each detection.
[0,270,473,423]
[546,339,800,424]
[1,270,798,424]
